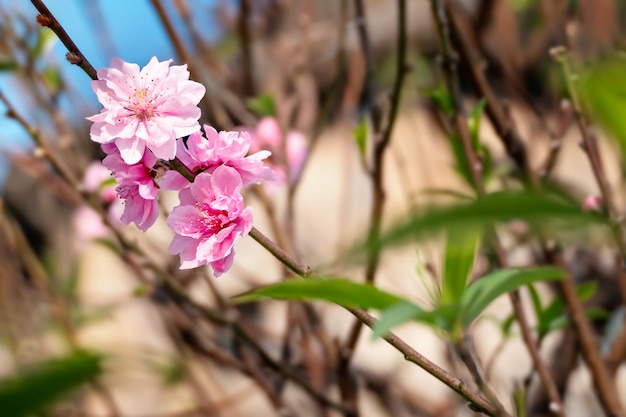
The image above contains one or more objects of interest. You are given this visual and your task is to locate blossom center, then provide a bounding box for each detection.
[130,88,156,121]
[116,183,138,200]
[196,203,232,235]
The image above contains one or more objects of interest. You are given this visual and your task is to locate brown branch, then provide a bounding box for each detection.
[353,0,375,110]
[238,0,254,96]
[546,248,625,417]
[31,0,97,80]
[444,1,532,184]
[340,2,409,414]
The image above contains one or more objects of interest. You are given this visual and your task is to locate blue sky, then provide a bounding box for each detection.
[0,0,220,185]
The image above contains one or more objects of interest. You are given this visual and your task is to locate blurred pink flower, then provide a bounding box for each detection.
[249,117,308,187]
[167,165,253,275]
[74,161,123,241]
[87,57,205,164]
[74,205,110,241]
[165,124,275,190]
[102,144,160,231]
[82,161,117,202]
[583,195,604,212]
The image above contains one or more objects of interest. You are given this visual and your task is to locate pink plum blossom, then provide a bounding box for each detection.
[87,57,205,164]
[165,124,275,190]
[583,195,604,212]
[249,117,308,186]
[74,161,123,240]
[166,165,253,275]
[102,143,160,231]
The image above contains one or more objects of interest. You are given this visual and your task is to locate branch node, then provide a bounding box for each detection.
[66,52,81,65]
[36,13,52,27]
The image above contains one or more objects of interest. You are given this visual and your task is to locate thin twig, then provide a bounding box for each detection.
[353,0,375,112]
[340,2,409,413]
[31,0,97,80]
[238,0,254,96]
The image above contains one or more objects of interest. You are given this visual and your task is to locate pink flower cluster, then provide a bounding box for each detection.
[248,117,308,190]
[87,57,277,276]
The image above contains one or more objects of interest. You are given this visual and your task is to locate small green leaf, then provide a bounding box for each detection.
[99,177,118,189]
[440,228,479,305]
[234,277,405,310]
[423,85,453,116]
[460,267,566,328]
[0,351,101,417]
[246,93,276,117]
[545,307,609,334]
[0,60,18,72]
[536,280,599,337]
[353,118,368,158]
[576,281,598,302]
[133,284,150,297]
[581,60,626,154]
[501,312,517,337]
[527,284,544,324]
[372,301,424,338]
[42,66,63,91]
[468,98,486,152]
[30,28,57,57]
[449,133,475,188]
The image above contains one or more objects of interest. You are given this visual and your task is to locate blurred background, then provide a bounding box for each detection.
[1,0,626,416]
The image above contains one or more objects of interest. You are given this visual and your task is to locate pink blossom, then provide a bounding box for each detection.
[169,124,274,190]
[102,144,160,231]
[74,161,124,241]
[82,161,117,202]
[249,117,308,186]
[166,165,253,275]
[583,195,604,212]
[87,57,205,164]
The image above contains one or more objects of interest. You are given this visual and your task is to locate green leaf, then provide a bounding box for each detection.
[537,280,599,337]
[440,228,479,305]
[42,66,63,91]
[353,118,368,158]
[234,277,405,310]
[423,85,453,116]
[501,312,517,337]
[133,284,150,297]
[576,281,598,302]
[373,302,460,338]
[460,267,566,328]
[372,301,424,338]
[370,190,600,251]
[30,28,57,57]
[527,284,544,323]
[0,60,18,72]
[449,133,475,188]
[99,177,118,189]
[246,93,276,117]
[545,307,609,334]
[0,351,101,417]
[468,98,486,152]
[581,60,626,154]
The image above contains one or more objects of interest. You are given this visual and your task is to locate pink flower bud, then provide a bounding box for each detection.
[582,195,604,212]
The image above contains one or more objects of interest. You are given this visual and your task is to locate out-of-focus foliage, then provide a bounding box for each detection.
[0,351,101,417]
